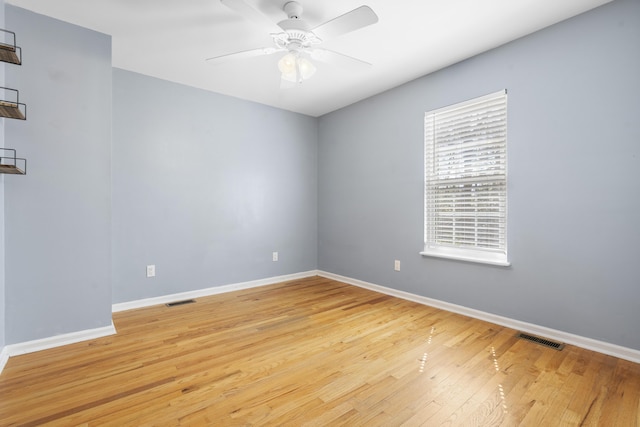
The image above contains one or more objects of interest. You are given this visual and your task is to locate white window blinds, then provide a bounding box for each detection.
[422,90,509,266]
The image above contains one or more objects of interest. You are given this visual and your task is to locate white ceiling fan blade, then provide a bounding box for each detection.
[220,0,283,34]
[206,47,279,65]
[309,48,372,68]
[311,6,378,41]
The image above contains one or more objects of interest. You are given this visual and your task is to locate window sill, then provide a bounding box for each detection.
[420,248,511,267]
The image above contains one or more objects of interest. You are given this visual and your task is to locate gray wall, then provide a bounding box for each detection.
[0,158,3,350]
[0,5,318,343]
[112,69,317,303]
[4,6,112,343]
[318,0,640,350]
[1,0,638,354]
[0,0,5,350]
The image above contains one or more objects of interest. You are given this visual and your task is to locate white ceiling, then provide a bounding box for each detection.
[7,0,612,117]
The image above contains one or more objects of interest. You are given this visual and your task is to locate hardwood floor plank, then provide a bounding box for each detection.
[0,276,638,426]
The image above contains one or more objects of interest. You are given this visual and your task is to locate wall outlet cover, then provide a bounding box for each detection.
[146,265,156,277]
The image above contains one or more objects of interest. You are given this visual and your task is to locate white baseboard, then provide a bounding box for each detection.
[0,346,9,374]
[3,269,635,378]
[318,271,640,364]
[1,271,318,376]
[112,270,319,312]
[3,322,117,361]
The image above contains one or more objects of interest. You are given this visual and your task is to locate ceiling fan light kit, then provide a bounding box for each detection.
[278,52,316,83]
[210,0,379,86]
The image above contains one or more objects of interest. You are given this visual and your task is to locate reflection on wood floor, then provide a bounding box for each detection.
[1,276,639,426]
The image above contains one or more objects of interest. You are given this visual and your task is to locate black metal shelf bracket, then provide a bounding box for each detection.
[0,148,27,175]
[0,29,22,65]
[0,87,27,120]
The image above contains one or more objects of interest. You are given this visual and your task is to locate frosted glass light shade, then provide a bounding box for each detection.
[278,52,297,74]
[298,57,316,79]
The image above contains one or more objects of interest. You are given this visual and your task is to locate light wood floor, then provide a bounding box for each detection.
[1,276,639,426]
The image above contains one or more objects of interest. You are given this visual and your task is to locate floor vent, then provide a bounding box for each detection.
[517,332,565,350]
[166,299,196,307]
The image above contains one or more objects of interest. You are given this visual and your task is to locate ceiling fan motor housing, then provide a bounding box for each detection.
[275,1,321,50]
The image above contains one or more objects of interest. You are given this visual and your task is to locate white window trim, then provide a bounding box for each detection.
[420,246,511,267]
[421,90,510,267]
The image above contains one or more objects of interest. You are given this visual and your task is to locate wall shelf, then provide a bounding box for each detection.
[1,29,27,176]
[0,87,26,120]
[0,29,21,65]
[0,148,26,175]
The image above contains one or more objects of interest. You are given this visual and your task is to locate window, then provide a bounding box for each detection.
[422,90,509,266]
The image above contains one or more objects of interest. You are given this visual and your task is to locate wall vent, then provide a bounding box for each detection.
[166,299,196,307]
[516,332,565,350]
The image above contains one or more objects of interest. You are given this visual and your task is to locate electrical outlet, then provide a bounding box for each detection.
[146,264,156,277]
[394,260,401,271]
[272,252,278,262]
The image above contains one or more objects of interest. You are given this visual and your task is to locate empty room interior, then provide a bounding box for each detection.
[0,0,639,425]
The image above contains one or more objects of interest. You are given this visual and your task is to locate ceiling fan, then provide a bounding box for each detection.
[207,0,379,85]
